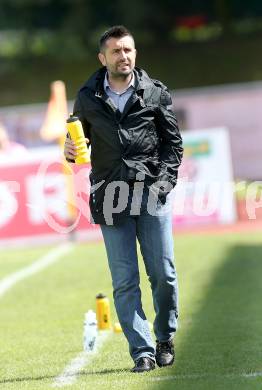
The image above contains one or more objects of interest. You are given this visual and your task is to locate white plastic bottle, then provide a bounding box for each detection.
[83,310,97,352]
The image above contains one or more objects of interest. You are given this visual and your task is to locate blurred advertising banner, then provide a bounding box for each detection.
[0,147,100,247]
[174,81,262,180]
[0,129,236,246]
[173,127,236,226]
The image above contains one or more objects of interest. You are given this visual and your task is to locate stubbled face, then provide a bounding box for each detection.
[98,35,136,79]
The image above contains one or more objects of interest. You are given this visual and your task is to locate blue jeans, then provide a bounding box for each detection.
[100,191,178,362]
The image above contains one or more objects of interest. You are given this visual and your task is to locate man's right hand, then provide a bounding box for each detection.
[64,135,89,162]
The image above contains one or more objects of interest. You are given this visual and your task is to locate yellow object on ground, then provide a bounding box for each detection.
[113,322,122,333]
[113,321,152,334]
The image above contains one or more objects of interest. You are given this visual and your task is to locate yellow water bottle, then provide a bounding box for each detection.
[96,293,111,330]
[66,114,90,164]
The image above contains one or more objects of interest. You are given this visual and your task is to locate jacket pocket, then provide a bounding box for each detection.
[147,122,158,148]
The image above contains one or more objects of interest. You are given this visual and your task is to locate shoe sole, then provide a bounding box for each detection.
[156,357,175,368]
[131,366,155,373]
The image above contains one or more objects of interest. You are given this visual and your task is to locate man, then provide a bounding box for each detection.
[64,25,183,373]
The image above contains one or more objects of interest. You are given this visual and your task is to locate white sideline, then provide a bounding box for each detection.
[0,243,73,298]
[243,372,262,378]
[52,331,110,387]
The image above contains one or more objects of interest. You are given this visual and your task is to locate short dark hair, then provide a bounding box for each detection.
[99,25,134,52]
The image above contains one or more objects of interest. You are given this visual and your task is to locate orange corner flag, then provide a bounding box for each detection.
[40,80,68,141]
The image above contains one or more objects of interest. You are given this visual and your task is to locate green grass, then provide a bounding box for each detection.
[0,247,52,280]
[0,231,262,389]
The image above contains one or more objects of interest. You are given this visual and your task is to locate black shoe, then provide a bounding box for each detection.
[155,339,175,367]
[131,357,155,373]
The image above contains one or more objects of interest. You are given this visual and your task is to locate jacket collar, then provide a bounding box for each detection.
[134,67,154,91]
[104,71,135,94]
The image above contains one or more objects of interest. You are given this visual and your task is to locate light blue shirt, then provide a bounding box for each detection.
[104,72,135,113]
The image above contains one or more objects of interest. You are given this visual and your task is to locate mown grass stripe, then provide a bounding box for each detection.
[80,371,262,386]
[151,371,262,381]
[0,243,73,297]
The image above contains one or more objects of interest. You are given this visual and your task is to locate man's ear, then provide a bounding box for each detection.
[98,52,106,66]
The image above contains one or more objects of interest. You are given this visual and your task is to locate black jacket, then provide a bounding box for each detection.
[73,66,183,224]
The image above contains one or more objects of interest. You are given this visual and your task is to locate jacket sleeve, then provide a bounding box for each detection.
[155,88,183,189]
